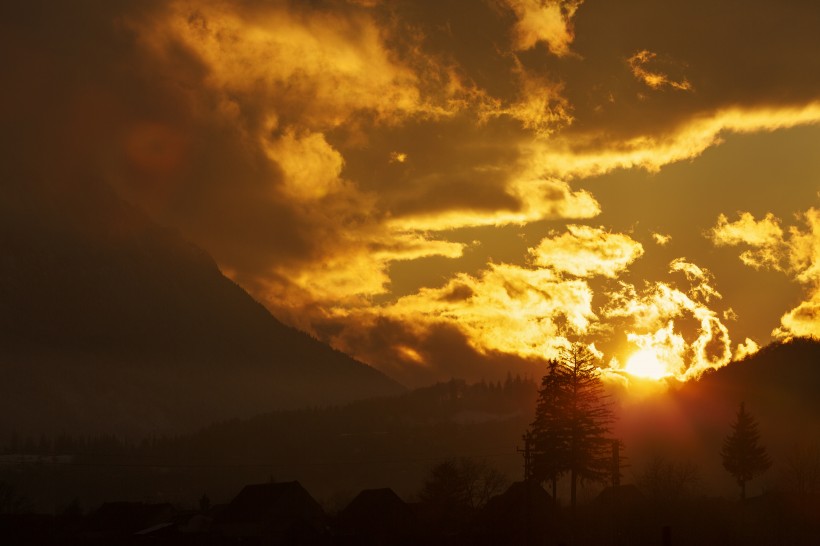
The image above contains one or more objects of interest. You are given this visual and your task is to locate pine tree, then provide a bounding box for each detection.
[529,343,614,512]
[530,359,569,501]
[721,402,771,499]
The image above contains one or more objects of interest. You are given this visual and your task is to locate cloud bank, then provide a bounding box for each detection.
[4,0,820,386]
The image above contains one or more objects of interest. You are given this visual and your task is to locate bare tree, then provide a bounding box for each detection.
[418,457,508,511]
[635,454,700,502]
[782,443,820,499]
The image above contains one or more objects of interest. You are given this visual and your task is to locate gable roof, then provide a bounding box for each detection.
[217,481,326,527]
[337,488,415,533]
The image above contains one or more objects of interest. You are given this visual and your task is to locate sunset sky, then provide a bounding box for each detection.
[4,0,819,387]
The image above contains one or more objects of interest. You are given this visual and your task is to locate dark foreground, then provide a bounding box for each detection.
[2,480,819,546]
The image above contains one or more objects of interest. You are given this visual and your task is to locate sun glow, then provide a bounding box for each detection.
[624,348,671,380]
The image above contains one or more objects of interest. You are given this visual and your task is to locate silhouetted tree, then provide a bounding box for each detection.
[782,443,820,499]
[530,343,614,512]
[417,458,507,535]
[530,359,569,501]
[418,458,507,511]
[721,402,771,500]
[635,454,700,502]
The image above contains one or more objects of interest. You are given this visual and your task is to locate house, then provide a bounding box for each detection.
[472,481,558,546]
[214,481,328,545]
[335,488,416,545]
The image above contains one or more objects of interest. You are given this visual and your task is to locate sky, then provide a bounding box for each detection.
[3,0,819,387]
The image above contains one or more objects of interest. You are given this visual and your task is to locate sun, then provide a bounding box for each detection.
[624,348,671,380]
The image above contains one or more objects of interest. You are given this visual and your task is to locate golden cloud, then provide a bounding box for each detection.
[530,225,644,277]
[12,0,820,389]
[151,0,440,132]
[652,233,672,246]
[264,129,346,201]
[709,212,785,270]
[628,50,692,92]
[604,259,732,380]
[281,232,465,304]
[503,0,583,56]
[477,59,574,137]
[524,103,820,180]
[669,258,721,303]
[709,207,820,339]
[778,294,820,339]
[387,177,600,231]
[377,263,595,360]
[734,337,760,360]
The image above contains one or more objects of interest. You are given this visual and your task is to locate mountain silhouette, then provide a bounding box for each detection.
[0,177,403,435]
[676,337,820,451]
[616,337,820,493]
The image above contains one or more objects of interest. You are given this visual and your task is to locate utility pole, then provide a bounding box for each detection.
[517,431,534,546]
[517,432,534,481]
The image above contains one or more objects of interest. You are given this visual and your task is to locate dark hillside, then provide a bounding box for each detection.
[0,177,402,435]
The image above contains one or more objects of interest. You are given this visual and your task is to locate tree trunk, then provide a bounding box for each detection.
[741,479,746,500]
[551,475,557,507]
[570,468,577,515]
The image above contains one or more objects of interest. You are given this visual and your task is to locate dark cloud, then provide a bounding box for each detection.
[4,0,819,385]
[558,0,820,138]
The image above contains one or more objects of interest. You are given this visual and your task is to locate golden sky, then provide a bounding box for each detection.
[4,0,819,386]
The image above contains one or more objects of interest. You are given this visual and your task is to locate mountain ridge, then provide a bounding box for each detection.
[0,176,404,435]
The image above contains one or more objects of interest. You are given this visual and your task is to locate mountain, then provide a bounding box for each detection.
[0,177,403,436]
[616,337,820,494]
[676,337,820,453]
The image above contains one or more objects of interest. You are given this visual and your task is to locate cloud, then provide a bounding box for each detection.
[530,225,644,277]
[774,208,820,338]
[563,1,820,138]
[146,0,441,132]
[385,176,600,231]
[709,212,785,270]
[628,50,692,92]
[709,207,820,339]
[381,263,595,360]
[478,59,574,137]
[314,223,645,384]
[523,103,820,181]
[652,233,671,246]
[6,0,820,388]
[308,261,598,386]
[264,130,346,201]
[604,260,732,379]
[669,258,721,303]
[317,230,722,385]
[778,293,820,339]
[503,0,583,56]
[734,338,760,360]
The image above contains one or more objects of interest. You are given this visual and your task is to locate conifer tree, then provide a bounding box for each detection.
[530,359,569,500]
[721,402,771,499]
[530,343,614,511]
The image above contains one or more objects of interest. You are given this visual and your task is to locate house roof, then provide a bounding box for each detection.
[217,481,327,527]
[337,488,415,533]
